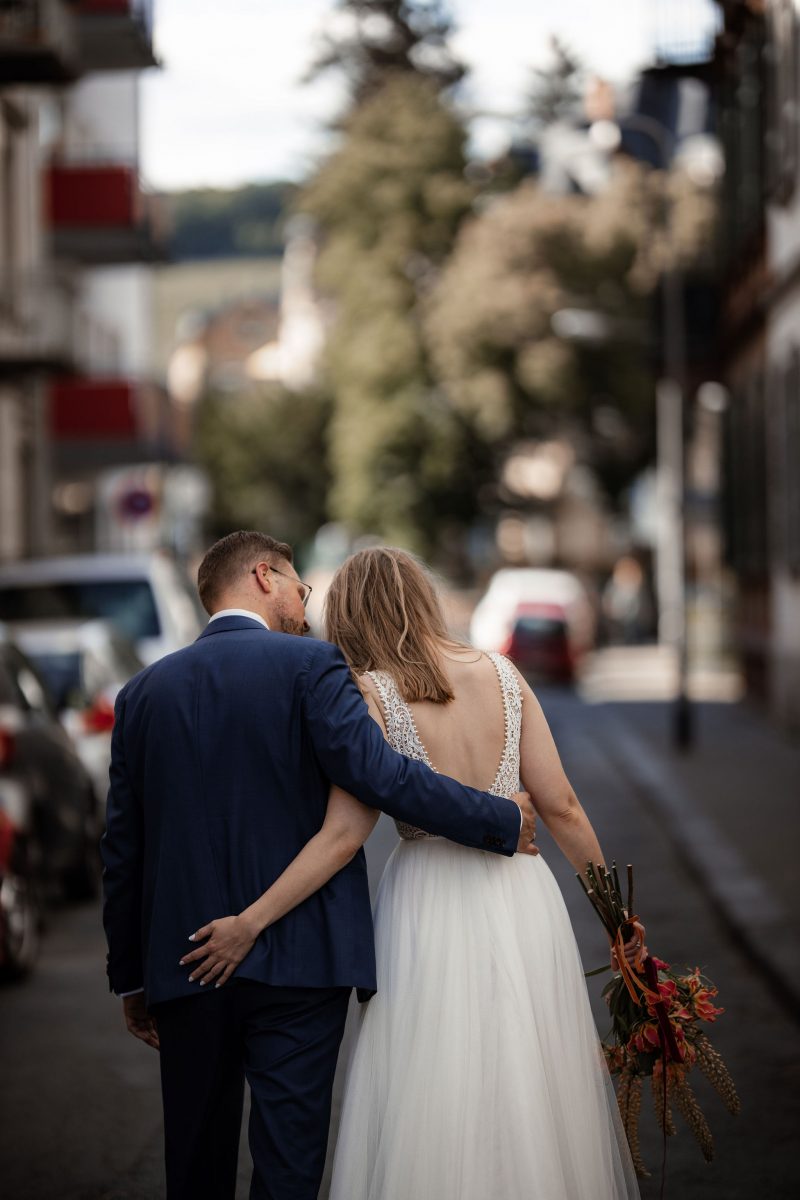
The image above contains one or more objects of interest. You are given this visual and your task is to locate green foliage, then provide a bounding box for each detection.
[195,383,332,552]
[167,183,296,261]
[528,36,585,128]
[306,0,464,103]
[425,167,660,500]
[298,72,477,555]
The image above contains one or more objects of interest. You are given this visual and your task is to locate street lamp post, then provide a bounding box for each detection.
[591,115,693,749]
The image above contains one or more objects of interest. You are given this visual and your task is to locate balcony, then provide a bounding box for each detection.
[45,160,167,265]
[0,273,81,374]
[0,0,80,84]
[49,376,176,470]
[75,0,157,72]
[50,376,138,438]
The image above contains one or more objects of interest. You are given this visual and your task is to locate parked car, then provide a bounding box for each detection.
[470,568,596,661]
[0,782,41,979]
[9,620,144,810]
[0,553,204,665]
[0,624,100,909]
[500,602,576,684]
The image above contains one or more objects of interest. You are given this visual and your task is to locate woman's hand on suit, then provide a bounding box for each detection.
[179,914,260,989]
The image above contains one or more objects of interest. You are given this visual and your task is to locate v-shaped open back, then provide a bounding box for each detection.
[368,653,522,841]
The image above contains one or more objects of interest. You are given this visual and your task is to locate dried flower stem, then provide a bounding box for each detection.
[694,1033,741,1116]
[650,1071,677,1137]
[671,1072,714,1162]
[625,1074,651,1178]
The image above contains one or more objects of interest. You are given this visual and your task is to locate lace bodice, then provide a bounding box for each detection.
[367,653,522,841]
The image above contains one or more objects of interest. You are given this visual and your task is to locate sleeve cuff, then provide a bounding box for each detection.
[118,987,145,998]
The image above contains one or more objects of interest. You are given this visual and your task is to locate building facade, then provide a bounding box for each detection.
[0,1,170,561]
[714,0,800,727]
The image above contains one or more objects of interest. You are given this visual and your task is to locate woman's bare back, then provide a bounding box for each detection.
[366,648,512,794]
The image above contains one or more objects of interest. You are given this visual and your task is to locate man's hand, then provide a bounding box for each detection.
[123,993,159,1050]
[513,791,539,856]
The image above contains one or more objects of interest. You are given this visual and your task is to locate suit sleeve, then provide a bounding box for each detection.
[303,642,521,856]
[101,687,145,995]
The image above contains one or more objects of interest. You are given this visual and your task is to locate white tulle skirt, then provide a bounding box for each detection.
[329,838,640,1200]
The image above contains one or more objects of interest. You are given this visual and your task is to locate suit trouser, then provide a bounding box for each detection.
[152,981,351,1200]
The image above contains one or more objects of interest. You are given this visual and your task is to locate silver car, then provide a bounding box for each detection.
[0,553,204,666]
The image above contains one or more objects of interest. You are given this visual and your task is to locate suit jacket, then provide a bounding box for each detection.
[101,616,521,1006]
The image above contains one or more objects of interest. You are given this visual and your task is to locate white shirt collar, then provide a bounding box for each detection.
[208,608,270,630]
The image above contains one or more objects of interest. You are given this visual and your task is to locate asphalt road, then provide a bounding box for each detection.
[1,687,798,1199]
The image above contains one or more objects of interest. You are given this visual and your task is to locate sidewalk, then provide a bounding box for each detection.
[596,695,800,1019]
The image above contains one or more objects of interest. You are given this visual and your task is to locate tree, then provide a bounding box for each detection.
[306,0,464,103]
[424,163,665,505]
[167,183,295,260]
[195,383,332,553]
[528,37,585,129]
[298,59,478,556]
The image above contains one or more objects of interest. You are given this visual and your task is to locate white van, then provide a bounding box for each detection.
[0,554,204,666]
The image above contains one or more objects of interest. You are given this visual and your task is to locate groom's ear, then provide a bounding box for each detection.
[252,562,273,594]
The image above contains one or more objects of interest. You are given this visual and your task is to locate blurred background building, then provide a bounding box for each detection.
[0,0,197,564]
[0,0,799,730]
[713,0,800,726]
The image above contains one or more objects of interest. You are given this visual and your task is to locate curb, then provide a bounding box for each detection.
[601,707,800,1025]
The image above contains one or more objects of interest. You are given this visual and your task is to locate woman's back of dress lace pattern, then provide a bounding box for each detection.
[368,652,522,839]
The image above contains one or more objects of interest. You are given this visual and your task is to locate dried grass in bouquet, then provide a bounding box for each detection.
[578,861,740,1194]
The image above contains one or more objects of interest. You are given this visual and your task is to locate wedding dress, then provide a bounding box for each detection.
[328,652,640,1200]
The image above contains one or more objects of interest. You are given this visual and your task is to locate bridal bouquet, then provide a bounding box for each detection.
[578,862,740,1181]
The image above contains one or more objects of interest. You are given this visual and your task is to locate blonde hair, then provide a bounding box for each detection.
[323,547,461,704]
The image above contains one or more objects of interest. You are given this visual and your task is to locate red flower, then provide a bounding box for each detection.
[693,989,724,1021]
[630,1021,661,1053]
[657,978,678,1003]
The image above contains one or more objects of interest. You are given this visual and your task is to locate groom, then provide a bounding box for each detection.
[102,530,536,1200]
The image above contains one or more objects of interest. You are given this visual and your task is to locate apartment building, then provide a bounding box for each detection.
[714,0,800,728]
[0,1,168,559]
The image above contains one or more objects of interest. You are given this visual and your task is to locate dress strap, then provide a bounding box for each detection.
[486,653,523,797]
[366,670,435,770]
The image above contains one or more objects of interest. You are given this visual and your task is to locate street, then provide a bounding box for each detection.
[1,686,798,1200]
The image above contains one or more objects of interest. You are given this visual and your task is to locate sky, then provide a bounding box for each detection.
[140,0,720,191]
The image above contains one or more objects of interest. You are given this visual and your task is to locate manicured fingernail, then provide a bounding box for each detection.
[215,983,221,989]
[188,934,196,942]
[200,980,207,986]
[188,975,195,982]
[179,959,185,965]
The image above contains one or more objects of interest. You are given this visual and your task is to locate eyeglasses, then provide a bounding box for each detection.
[251,565,313,608]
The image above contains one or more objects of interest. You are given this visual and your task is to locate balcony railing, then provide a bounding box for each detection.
[0,0,80,84]
[0,272,82,373]
[49,376,139,439]
[75,0,157,71]
[49,376,176,471]
[45,160,167,264]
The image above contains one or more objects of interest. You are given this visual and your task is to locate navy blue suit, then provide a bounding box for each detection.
[101,616,521,1199]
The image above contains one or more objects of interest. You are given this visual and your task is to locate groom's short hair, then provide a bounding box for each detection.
[197,530,293,614]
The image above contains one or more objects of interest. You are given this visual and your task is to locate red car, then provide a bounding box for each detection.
[500,602,576,684]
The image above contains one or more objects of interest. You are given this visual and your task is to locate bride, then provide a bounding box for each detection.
[184,547,641,1199]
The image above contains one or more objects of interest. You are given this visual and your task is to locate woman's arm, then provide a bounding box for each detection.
[515,670,604,875]
[181,786,379,988]
[179,688,387,989]
[512,665,642,966]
